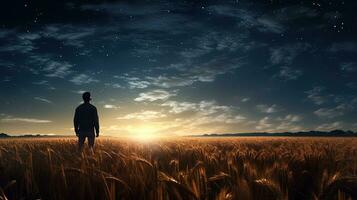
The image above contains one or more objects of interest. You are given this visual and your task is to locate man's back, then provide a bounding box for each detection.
[74,103,99,134]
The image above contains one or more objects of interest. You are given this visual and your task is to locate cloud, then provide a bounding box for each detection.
[104,83,123,89]
[0,32,42,54]
[217,114,246,124]
[209,5,284,34]
[111,31,246,90]
[254,114,303,131]
[277,6,318,20]
[2,76,11,82]
[316,122,342,131]
[275,114,303,131]
[156,98,247,133]
[0,36,37,54]
[44,62,73,78]
[333,97,357,110]
[127,14,190,32]
[29,55,73,78]
[241,97,250,102]
[82,2,194,34]
[0,59,15,70]
[34,97,52,104]
[81,3,162,16]
[128,79,150,89]
[162,100,232,115]
[270,43,310,65]
[147,75,194,88]
[0,29,14,38]
[31,80,56,90]
[147,56,243,88]
[32,80,49,85]
[134,89,175,102]
[72,90,87,94]
[346,82,357,89]
[104,104,120,109]
[329,42,357,53]
[269,43,310,81]
[281,114,302,122]
[114,75,151,89]
[42,25,95,48]
[256,104,280,113]
[117,110,166,120]
[161,101,197,113]
[305,86,328,105]
[70,74,99,85]
[18,33,42,40]
[255,117,273,130]
[1,117,52,123]
[256,17,285,33]
[162,99,244,126]
[0,24,95,56]
[314,104,345,118]
[275,124,303,132]
[180,31,255,58]
[198,101,231,115]
[340,62,357,72]
[277,66,303,80]
[219,5,318,35]
[192,113,246,125]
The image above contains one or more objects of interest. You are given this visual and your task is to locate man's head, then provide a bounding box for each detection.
[82,92,91,103]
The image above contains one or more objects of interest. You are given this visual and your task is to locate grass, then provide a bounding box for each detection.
[0,137,356,200]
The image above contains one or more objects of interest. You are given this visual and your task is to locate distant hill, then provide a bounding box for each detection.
[0,133,10,138]
[193,130,357,137]
[0,133,65,138]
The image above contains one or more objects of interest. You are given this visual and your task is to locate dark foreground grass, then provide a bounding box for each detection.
[0,137,356,200]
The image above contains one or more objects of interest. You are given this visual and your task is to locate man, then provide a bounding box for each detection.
[74,92,100,150]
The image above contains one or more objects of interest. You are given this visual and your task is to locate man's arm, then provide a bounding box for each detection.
[73,108,79,136]
[94,107,100,137]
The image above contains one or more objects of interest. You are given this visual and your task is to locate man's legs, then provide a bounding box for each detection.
[78,134,86,151]
[87,133,95,149]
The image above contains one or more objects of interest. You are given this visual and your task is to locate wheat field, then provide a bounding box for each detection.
[0,137,356,200]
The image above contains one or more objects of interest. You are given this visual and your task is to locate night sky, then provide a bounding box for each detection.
[1,0,357,136]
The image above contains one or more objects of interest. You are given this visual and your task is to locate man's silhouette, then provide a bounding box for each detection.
[74,92,99,150]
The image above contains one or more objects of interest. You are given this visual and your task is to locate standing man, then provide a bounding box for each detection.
[74,92,100,151]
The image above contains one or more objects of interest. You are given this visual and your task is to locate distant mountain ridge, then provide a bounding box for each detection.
[0,133,10,138]
[1,130,357,138]
[0,133,62,138]
[193,130,357,137]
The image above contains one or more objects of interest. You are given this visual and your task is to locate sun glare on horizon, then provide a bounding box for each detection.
[130,125,161,141]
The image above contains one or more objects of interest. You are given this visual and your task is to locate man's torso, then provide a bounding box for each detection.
[75,103,97,134]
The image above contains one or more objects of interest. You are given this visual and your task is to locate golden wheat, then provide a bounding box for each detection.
[0,137,356,200]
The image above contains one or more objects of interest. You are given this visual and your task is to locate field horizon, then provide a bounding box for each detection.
[2,129,357,139]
